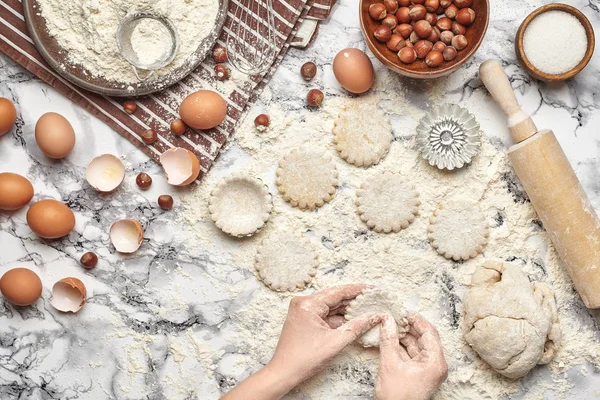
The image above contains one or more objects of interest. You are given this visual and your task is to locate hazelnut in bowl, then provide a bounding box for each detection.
[360,0,489,79]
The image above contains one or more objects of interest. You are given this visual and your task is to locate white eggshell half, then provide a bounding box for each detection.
[110,219,144,253]
[160,148,200,186]
[86,154,126,192]
[51,278,86,313]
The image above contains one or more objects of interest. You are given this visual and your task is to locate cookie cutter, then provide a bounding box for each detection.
[116,13,179,81]
[416,104,481,170]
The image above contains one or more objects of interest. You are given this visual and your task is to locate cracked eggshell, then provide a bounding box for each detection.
[86,154,126,192]
[110,218,144,253]
[160,148,201,186]
[51,277,86,313]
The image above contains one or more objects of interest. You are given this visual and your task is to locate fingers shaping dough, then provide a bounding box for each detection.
[276,146,338,210]
[208,174,273,237]
[345,288,409,347]
[255,231,319,292]
[333,102,393,167]
[428,201,489,261]
[462,260,561,379]
[356,172,420,233]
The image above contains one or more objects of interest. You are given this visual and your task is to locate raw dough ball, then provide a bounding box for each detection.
[462,260,561,379]
[345,288,409,347]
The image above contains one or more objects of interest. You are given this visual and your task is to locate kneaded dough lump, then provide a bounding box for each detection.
[462,260,561,379]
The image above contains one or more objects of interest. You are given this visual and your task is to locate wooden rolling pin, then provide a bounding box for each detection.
[480,60,600,309]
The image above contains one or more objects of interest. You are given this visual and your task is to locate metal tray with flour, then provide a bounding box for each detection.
[22,0,228,97]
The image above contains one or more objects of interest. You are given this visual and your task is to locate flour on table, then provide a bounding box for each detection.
[356,171,420,233]
[255,230,319,292]
[428,201,490,261]
[345,288,409,347]
[36,0,219,85]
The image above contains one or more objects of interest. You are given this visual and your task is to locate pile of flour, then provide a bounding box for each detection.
[36,0,219,85]
[175,85,600,398]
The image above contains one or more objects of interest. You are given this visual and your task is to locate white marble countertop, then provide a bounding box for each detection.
[1,0,600,399]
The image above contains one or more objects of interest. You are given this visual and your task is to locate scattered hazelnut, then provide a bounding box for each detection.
[307,89,324,107]
[445,4,459,19]
[452,21,466,35]
[398,0,410,5]
[424,0,439,12]
[443,45,458,61]
[387,34,406,51]
[369,3,387,20]
[384,0,399,13]
[214,63,230,81]
[213,46,228,63]
[435,5,444,14]
[398,47,417,64]
[433,41,446,52]
[414,40,433,59]
[395,23,413,39]
[425,12,437,26]
[141,129,157,145]
[158,195,174,210]
[440,30,454,44]
[80,252,98,269]
[440,0,452,7]
[454,0,473,8]
[427,27,440,42]
[456,8,475,25]
[374,25,392,42]
[300,62,317,81]
[425,50,444,67]
[254,114,270,129]
[451,34,468,50]
[404,39,414,48]
[408,4,426,21]
[123,101,137,114]
[436,17,452,31]
[170,118,186,135]
[409,31,420,44]
[411,0,425,4]
[382,14,398,30]
[396,7,411,23]
[136,172,152,190]
[414,20,432,39]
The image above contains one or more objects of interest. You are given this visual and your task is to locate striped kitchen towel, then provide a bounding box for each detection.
[0,0,326,179]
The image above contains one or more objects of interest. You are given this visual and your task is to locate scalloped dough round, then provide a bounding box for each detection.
[333,102,392,167]
[357,172,420,233]
[428,200,489,261]
[255,231,319,292]
[208,174,273,237]
[345,288,409,347]
[276,147,338,210]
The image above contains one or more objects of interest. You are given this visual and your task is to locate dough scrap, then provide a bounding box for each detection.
[428,201,489,261]
[332,102,393,167]
[345,288,409,347]
[356,172,420,233]
[208,174,273,237]
[462,260,561,379]
[276,146,338,210]
[255,231,319,292]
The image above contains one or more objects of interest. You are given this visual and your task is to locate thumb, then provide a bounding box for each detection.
[379,314,403,367]
[334,313,382,347]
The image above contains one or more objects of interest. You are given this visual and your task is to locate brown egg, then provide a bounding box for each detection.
[35,112,76,159]
[0,97,17,136]
[26,199,75,239]
[0,173,34,210]
[0,268,43,306]
[179,90,227,130]
[332,48,375,94]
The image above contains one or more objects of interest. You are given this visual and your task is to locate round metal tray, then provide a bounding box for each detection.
[22,0,228,97]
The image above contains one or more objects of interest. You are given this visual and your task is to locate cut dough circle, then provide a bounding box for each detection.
[333,102,393,167]
[208,174,273,237]
[428,200,489,261]
[345,288,409,347]
[276,146,338,210]
[357,172,420,233]
[462,260,561,379]
[255,231,319,292]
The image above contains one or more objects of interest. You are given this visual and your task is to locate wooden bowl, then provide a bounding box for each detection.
[515,4,595,81]
[359,0,489,79]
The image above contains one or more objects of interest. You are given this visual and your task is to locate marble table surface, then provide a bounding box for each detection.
[1,0,600,399]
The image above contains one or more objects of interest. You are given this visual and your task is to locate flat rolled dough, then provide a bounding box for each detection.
[462,260,561,379]
[345,288,408,347]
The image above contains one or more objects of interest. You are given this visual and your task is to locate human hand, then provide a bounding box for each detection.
[375,313,448,400]
[267,284,382,389]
